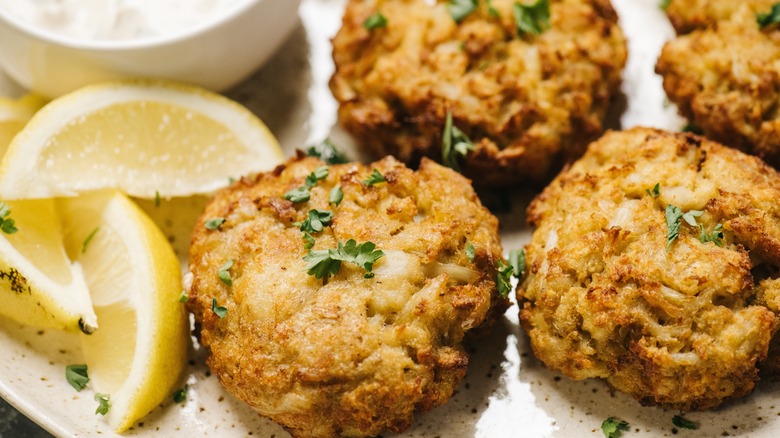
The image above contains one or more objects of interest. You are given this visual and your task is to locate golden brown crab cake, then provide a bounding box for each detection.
[186,154,508,437]
[518,127,780,411]
[656,1,780,166]
[330,0,626,187]
[664,0,775,34]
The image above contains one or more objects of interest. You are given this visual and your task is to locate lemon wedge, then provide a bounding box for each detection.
[0,94,46,157]
[59,190,188,432]
[0,80,283,200]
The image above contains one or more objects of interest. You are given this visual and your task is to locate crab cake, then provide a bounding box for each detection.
[664,0,773,34]
[330,0,626,186]
[656,1,780,166]
[518,127,780,411]
[186,154,508,437]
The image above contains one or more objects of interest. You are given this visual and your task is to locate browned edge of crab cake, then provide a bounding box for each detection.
[517,127,780,411]
[186,153,509,437]
[329,0,626,187]
[664,0,776,34]
[657,1,780,167]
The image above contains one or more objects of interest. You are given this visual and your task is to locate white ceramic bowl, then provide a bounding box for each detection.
[0,0,301,98]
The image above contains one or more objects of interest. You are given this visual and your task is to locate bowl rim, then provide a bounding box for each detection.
[0,0,282,51]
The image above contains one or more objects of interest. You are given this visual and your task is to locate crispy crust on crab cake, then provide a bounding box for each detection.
[518,127,780,411]
[329,0,626,187]
[186,155,508,437]
[656,2,780,166]
[664,0,774,34]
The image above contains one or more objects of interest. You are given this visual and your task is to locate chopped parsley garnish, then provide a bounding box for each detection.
[646,183,660,198]
[672,414,697,430]
[204,217,225,230]
[666,204,705,251]
[513,0,550,37]
[303,231,316,249]
[496,259,513,298]
[179,290,189,303]
[364,12,388,30]
[757,3,780,28]
[218,259,234,286]
[465,242,476,262]
[65,364,89,391]
[508,248,526,277]
[306,139,349,164]
[0,202,17,234]
[81,227,99,254]
[155,190,161,207]
[487,0,500,17]
[94,393,111,416]
[699,223,724,246]
[363,169,386,186]
[442,111,475,171]
[659,0,672,11]
[330,186,344,206]
[682,123,703,135]
[447,0,477,23]
[306,166,330,188]
[284,186,311,203]
[211,297,227,319]
[284,166,330,203]
[172,385,188,404]
[601,417,629,437]
[304,239,385,280]
[300,209,334,233]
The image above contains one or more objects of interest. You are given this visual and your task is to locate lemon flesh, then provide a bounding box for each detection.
[59,190,188,432]
[0,94,46,157]
[0,80,283,200]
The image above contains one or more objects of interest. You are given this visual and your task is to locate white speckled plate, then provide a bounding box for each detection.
[1,1,779,437]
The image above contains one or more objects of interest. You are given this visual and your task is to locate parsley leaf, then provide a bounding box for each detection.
[672,414,697,430]
[682,123,703,135]
[179,290,189,303]
[509,248,526,277]
[447,0,477,23]
[94,393,111,416]
[699,223,724,246]
[496,259,513,298]
[304,239,385,280]
[442,111,475,171]
[363,169,386,186]
[172,385,188,404]
[665,204,683,251]
[646,183,660,198]
[364,12,388,30]
[218,259,234,286]
[487,0,500,17]
[211,297,228,319]
[303,231,316,249]
[81,227,99,254]
[305,166,329,189]
[0,202,17,234]
[330,186,344,206]
[682,209,703,227]
[65,364,89,392]
[284,186,311,203]
[601,417,629,437]
[306,139,349,164]
[284,166,330,204]
[465,241,476,262]
[757,3,780,28]
[204,217,225,230]
[300,209,334,233]
[659,0,672,11]
[513,0,550,37]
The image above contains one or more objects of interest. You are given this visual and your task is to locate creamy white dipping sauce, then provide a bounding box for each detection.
[0,0,242,41]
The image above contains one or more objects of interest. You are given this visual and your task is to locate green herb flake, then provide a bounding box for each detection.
[172,385,188,404]
[659,0,672,11]
[284,186,311,203]
[496,259,513,298]
[300,209,334,234]
[205,217,226,230]
[447,0,477,23]
[65,364,89,392]
[699,223,724,246]
[0,202,17,234]
[218,259,234,286]
[672,415,697,430]
[303,231,316,250]
[304,239,385,280]
[364,12,388,30]
[487,0,500,17]
[465,241,476,262]
[330,186,344,206]
[665,204,683,251]
[509,248,526,277]
[155,190,161,207]
[306,139,349,164]
[81,227,99,254]
[363,169,387,186]
[513,0,550,37]
[646,183,660,198]
[305,166,330,189]
[757,3,780,28]
[442,111,475,171]
[94,393,111,416]
[211,297,228,319]
[179,290,189,303]
[601,417,629,438]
